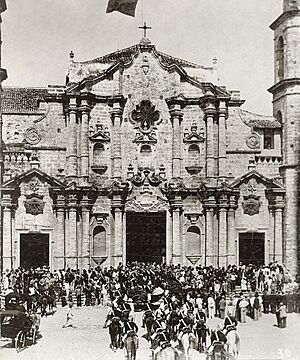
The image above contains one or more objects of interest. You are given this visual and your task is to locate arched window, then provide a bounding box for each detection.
[188,144,200,164]
[186,226,201,254]
[93,143,104,166]
[276,111,283,123]
[93,226,106,257]
[140,144,152,155]
[277,37,284,81]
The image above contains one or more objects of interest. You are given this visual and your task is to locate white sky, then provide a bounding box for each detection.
[2,0,282,114]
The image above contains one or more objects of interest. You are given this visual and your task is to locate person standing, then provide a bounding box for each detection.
[239,296,249,323]
[207,294,215,319]
[219,296,226,319]
[253,293,260,321]
[278,302,287,328]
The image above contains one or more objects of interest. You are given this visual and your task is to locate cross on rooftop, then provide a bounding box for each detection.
[139,22,151,38]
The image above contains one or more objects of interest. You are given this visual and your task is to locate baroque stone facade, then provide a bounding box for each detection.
[1,2,299,278]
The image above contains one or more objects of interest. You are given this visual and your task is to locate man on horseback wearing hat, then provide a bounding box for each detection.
[223,310,238,335]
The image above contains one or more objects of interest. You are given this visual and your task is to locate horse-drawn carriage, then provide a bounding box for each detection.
[0,309,38,352]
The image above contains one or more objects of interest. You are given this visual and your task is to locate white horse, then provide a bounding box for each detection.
[226,330,240,360]
[181,332,197,360]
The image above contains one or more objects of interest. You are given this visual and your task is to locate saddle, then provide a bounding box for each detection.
[126,330,137,337]
[225,325,236,333]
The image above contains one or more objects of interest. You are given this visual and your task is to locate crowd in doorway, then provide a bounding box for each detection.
[1,262,299,320]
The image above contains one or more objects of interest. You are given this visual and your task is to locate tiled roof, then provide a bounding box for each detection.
[2,87,48,114]
[239,109,281,129]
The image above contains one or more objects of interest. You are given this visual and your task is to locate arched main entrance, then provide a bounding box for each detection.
[126,212,166,263]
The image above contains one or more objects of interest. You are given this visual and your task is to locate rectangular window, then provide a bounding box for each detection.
[263,129,274,149]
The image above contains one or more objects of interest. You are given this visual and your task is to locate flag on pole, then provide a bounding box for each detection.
[106,0,138,17]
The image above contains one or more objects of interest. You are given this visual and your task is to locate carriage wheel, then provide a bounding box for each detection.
[16,331,26,352]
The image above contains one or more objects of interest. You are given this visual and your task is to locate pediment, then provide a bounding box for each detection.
[230,170,285,190]
[3,168,65,189]
[90,129,110,142]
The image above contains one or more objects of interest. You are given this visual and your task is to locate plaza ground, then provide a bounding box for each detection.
[1,306,299,360]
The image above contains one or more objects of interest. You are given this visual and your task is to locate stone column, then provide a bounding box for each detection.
[218,101,227,180]
[227,195,237,265]
[66,98,78,178]
[112,196,123,266]
[204,103,217,179]
[218,194,228,267]
[204,195,216,266]
[2,193,13,270]
[81,195,90,270]
[169,104,183,178]
[172,203,182,265]
[80,101,90,182]
[55,194,65,270]
[110,103,124,179]
[66,194,77,269]
[166,210,173,265]
[274,195,284,263]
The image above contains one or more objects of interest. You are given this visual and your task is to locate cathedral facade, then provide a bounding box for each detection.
[1,1,299,278]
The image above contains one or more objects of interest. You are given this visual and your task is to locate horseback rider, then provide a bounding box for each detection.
[207,324,227,357]
[151,328,171,358]
[223,310,238,335]
[178,309,195,341]
[121,316,139,345]
[142,303,154,328]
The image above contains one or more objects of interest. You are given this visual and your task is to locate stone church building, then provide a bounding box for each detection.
[1,1,299,278]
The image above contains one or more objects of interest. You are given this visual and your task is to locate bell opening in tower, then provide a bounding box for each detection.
[126,212,166,264]
[20,233,49,269]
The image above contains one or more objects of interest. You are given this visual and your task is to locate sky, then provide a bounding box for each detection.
[2,0,282,115]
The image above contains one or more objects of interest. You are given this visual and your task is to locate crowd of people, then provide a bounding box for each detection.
[0,262,299,357]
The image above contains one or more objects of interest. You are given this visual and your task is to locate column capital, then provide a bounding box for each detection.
[67,193,78,210]
[2,193,12,209]
[166,95,187,112]
[80,194,91,210]
[203,195,217,210]
[55,194,66,210]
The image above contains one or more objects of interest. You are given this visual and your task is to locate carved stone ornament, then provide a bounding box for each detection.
[24,127,41,145]
[246,133,260,149]
[24,194,44,215]
[242,194,261,216]
[131,100,160,134]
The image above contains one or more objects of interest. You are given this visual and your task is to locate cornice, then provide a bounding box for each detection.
[270,10,300,30]
[268,78,300,94]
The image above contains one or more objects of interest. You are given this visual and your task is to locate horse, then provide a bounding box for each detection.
[124,331,138,360]
[181,330,197,360]
[144,311,155,341]
[194,320,209,352]
[167,310,181,336]
[226,330,240,360]
[108,317,122,351]
[154,345,178,360]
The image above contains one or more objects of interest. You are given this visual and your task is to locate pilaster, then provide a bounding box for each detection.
[169,104,183,178]
[110,101,124,179]
[2,193,13,270]
[274,195,284,263]
[203,194,217,266]
[218,101,228,180]
[112,197,124,266]
[227,195,238,265]
[218,193,228,267]
[66,98,78,179]
[66,193,78,268]
[79,100,91,182]
[55,194,66,270]
[80,194,91,270]
[204,101,217,179]
[171,200,183,265]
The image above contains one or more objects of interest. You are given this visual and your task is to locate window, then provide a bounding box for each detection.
[188,144,200,163]
[93,143,104,166]
[263,129,274,149]
[93,226,106,257]
[277,37,284,81]
[186,226,201,255]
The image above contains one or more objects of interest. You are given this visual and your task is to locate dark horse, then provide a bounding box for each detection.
[144,311,155,341]
[109,317,122,351]
[124,330,138,360]
[194,320,209,352]
[167,310,181,336]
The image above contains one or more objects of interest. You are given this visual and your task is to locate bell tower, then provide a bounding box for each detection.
[269,0,300,279]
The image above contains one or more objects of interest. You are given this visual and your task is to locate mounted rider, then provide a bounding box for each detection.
[121,316,139,347]
[207,324,227,358]
[178,309,195,341]
[223,310,238,335]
